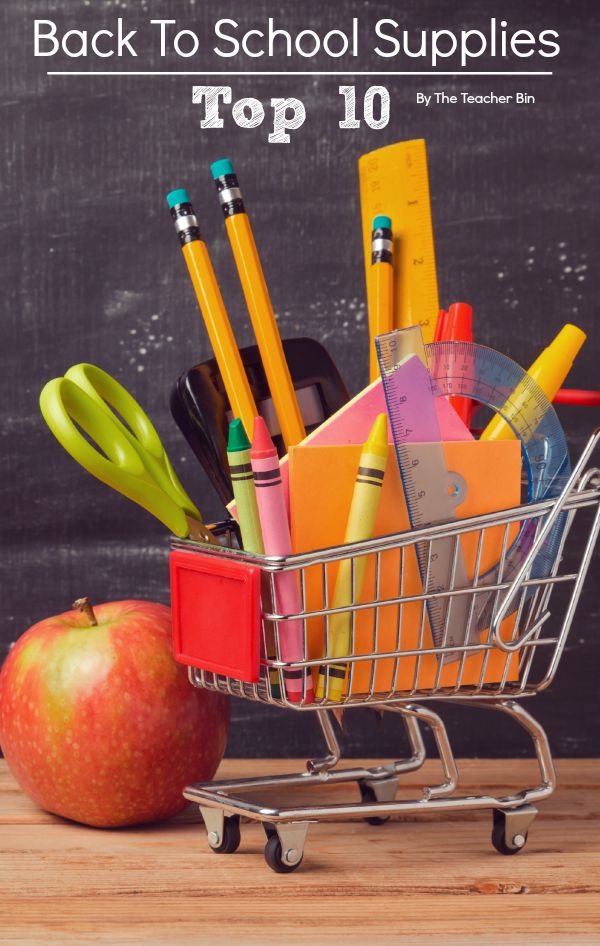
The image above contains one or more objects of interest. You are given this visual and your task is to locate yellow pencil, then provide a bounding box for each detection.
[481,324,586,442]
[210,160,306,450]
[359,140,439,342]
[316,413,389,702]
[167,188,258,438]
[369,215,394,382]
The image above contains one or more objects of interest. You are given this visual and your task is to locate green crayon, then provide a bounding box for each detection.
[227,418,264,554]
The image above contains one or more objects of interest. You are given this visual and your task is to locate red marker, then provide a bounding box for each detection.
[443,302,474,428]
[434,309,448,342]
[251,417,314,703]
[554,389,600,407]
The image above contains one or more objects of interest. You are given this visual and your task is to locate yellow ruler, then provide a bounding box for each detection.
[359,139,439,344]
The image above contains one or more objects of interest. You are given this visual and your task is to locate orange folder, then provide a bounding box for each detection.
[289,440,522,695]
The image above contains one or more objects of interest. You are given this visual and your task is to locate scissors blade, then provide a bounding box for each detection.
[40,377,193,538]
[64,364,203,522]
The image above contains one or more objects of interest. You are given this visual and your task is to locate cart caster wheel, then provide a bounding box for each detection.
[208,815,241,854]
[491,810,528,856]
[359,782,390,826]
[264,834,304,873]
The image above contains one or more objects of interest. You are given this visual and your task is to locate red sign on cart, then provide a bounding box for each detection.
[170,549,262,683]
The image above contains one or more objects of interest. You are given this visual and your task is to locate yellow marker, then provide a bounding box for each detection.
[167,188,258,440]
[369,215,395,382]
[481,324,587,442]
[359,139,439,343]
[211,159,306,450]
[316,413,389,702]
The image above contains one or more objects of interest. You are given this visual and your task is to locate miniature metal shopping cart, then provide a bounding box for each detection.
[170,429,600,873]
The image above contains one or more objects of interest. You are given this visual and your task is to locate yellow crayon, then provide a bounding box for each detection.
[167,189,258,439]
[481,324,587,442]
[227,419,264,554]
[316,413,389,702]
[211,159,306,450]
[369,215,395,382]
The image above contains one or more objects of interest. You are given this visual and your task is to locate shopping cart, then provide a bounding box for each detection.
[170,428,600,872]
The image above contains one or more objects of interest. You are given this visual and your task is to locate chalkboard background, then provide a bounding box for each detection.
[1,0,598,759]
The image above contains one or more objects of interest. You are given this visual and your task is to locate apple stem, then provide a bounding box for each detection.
[72,597,98,626]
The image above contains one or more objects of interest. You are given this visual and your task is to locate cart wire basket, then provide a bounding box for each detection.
[170,427,600,872]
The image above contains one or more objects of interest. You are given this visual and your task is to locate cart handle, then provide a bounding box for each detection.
[490,426,600,652]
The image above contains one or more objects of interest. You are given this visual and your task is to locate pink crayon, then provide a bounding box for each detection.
[251,416,314,704]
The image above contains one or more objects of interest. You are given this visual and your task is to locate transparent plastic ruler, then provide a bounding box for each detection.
[376,346,473,651]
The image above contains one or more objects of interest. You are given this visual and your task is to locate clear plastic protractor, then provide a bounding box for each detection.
[377,330,572,600]
[425,340,571,502]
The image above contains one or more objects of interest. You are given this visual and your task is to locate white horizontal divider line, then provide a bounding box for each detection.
[47,70,554,77]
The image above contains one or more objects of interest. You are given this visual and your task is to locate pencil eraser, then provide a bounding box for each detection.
[167,188,191,209]
[373,215,392,231]
[210,158,234,180]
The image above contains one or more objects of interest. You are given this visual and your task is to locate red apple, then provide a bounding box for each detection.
[0,599,229,827]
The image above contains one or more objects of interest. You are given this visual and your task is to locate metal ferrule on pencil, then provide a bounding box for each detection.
[371,227,393,265]
[169,201,201,246]
[214,172,246,217]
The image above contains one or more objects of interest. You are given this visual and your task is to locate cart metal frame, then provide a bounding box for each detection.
[176,429,600,872]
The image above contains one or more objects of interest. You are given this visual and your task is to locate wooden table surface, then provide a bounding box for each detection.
[1,758,599,945]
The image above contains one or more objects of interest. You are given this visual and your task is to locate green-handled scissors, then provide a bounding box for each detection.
[39,363,214,542]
